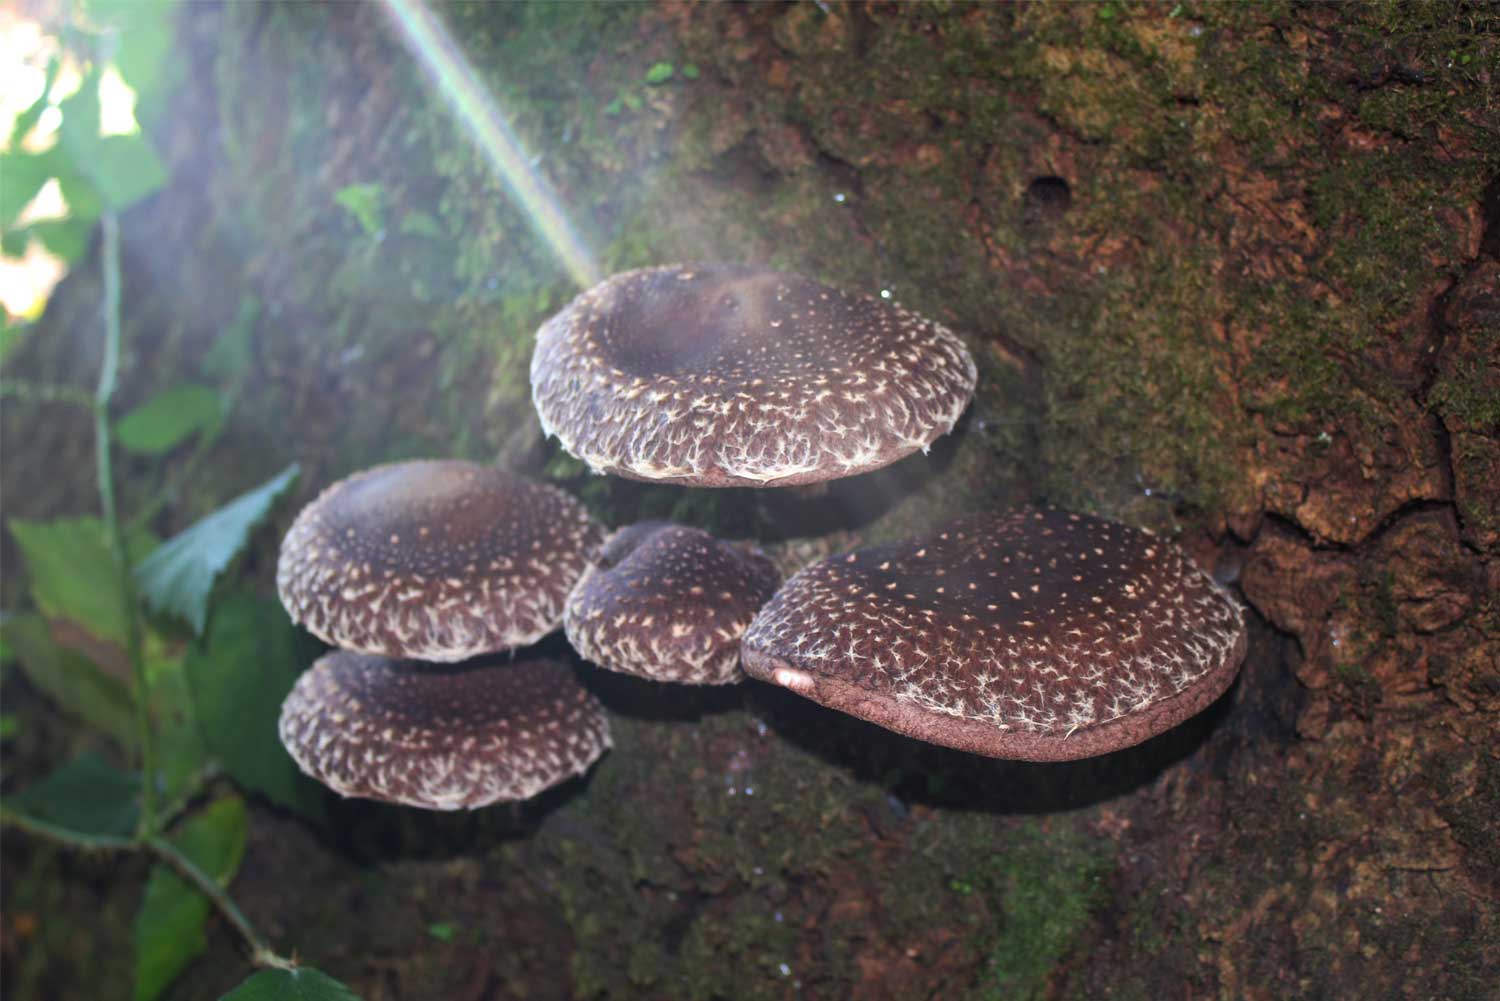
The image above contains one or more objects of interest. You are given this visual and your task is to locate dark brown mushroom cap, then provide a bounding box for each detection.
[276,460,603,661]
[278,651,611,809]
[530,264,978,487]
[740,508,1247,761]
[564,522,781,684]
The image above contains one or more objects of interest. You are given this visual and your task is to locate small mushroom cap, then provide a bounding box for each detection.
[276,460,603,661]
[530,264,978,487]
[741,508,1247,761]
[278,651,611,809]
[565,522,781,685]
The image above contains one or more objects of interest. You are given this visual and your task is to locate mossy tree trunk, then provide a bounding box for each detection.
[3,3,1496,999]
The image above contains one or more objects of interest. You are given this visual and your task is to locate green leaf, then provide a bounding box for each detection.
[9,517,131,646]
[0,616,136,747]
[333,183,384,236]
[1,224,31,259]
[134,796,249,1001]
[115,384,225,455]
[6,752,140,837]
[0,149,59,231]
[29,217,93,263]
[56,70,103,162]
[148,648,207,804]
[134,465,300,635]
[56,167,104,223]
[0,313,24,363]
[681,63,700,80]
[219,967,362,1001]
[89,134,168,211]
[95,0,179,116]
[185,594,325,822]
[644,61,674,84]
[398,210,443,240]
[203,297,260,380]
[426,921,457,943]
[8,55,60,148]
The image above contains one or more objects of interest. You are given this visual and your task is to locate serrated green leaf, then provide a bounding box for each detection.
[644,61,674,84]
[333,183,383,236]
[6,752,140,837]
[0,615,136,747]
[186,594,325,822]
[134,465,300,635]
[9,517,131,646]
[115,384,224,455]
[219,967,362,1001]
[135,796,248,1001]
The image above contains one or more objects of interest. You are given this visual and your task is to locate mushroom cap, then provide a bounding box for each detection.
[740,508,1247,761]
[564,522,781,685]
[530,264,978,487]
[276,460,603,661]
[278,651,611,809]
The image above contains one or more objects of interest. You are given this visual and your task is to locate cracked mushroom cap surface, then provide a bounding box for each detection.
[565,522,782,685]
[278,651,611,809]
[276,460,603,661]
[530,264,978,487]
[740,508,1247,761]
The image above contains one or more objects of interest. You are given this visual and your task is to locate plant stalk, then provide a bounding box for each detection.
[94,210,156,836]
[0,805,136,851]
[147,836,296,971]
[0,808,295,971]
[0,380,96,407]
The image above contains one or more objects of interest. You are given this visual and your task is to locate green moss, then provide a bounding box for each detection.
[965,821,1113,1001]
[543,707,887,999]
[1430,330,1500,430]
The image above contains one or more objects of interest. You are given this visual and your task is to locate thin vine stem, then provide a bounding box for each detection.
[0,808,295,970]
[0,379,96,408]
[147,836,296,971]
[94,210,156,836]
[0,805,136,851]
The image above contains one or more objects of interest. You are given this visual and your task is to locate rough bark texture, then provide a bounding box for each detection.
[3,3,1497,999]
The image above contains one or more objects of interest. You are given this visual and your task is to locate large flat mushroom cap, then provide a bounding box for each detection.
[276,460,603,661]
[565,522,781,684]
[278,651,611,809]
[741,508,1247,761]
[530,264,978,487]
